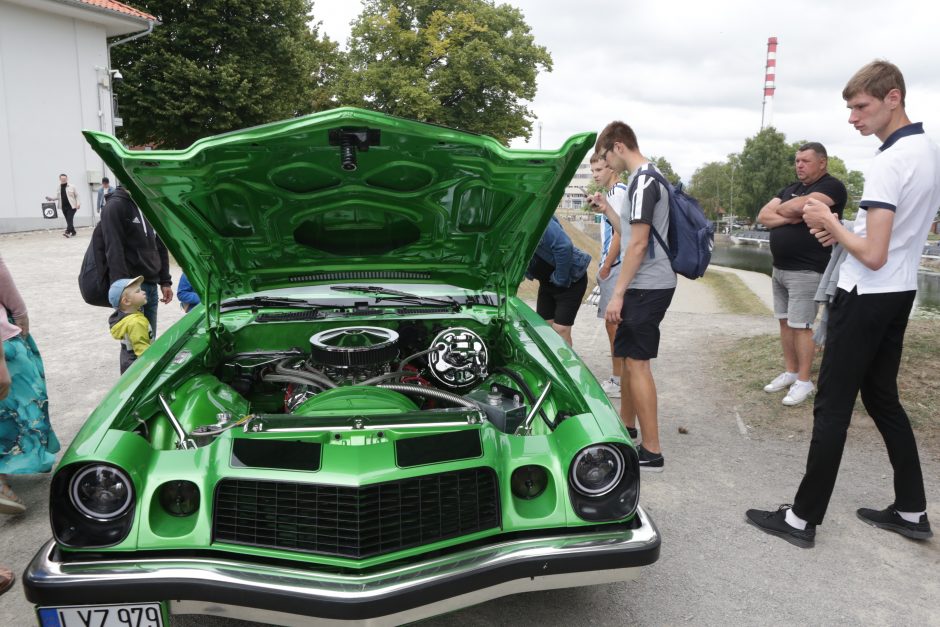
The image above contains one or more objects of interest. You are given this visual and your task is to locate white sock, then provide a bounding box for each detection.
[785,507,808,530]
[897,510,926,523]
[786,371,798,378]
[612,376,621,385]
[795,379,812,387]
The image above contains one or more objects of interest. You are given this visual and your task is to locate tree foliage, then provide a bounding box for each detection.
[336,0,552,144]
[111,0,339,148]
[735,127,794,221]
[823,155,864,219]
[649,156,681,186]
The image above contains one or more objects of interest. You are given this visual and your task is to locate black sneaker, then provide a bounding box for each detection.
[626,426,638,440]
[856,506,933,540]
[746,505,816,548]
[637,445,663,472]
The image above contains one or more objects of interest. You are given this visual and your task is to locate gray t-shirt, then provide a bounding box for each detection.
[620,163,677,289]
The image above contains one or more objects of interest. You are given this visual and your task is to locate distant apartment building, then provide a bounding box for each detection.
[559,159,592,210]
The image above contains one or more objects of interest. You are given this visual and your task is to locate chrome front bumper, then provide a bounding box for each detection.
[25,506,660,626]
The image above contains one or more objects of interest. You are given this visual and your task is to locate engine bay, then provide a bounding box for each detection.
[143,316,574,450]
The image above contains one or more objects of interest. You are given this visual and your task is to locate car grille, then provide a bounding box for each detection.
[213,468,499,559]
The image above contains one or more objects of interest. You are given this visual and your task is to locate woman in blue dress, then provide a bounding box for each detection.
[0,255,60,515]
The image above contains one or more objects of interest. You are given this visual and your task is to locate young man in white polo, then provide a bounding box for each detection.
[747,60,938,547]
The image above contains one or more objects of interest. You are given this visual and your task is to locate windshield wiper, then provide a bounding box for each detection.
[330,285,460,310]
[220,296,321,312]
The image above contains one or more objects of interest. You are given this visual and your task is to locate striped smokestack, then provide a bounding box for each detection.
[761,37,777,129]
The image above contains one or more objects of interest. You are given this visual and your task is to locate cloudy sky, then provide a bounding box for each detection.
[311,0,940,184]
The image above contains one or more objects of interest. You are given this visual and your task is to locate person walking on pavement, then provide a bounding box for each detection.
[46,173,80,238]
[96,176,112,214]
[747,60,938,548]
[100,186,173,334]
[594,121,676,471]
[757,143,847,406]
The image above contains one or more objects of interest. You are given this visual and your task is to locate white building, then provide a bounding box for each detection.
[559,159,591,210]
[0,0,156,233]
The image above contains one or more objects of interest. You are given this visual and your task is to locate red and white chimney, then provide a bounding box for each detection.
[761,37,777,129]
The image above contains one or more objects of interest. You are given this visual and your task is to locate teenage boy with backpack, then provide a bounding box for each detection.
[593,121,676,471]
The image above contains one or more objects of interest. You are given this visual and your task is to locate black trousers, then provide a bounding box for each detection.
[62,207,77,235]
[792,287,926,525]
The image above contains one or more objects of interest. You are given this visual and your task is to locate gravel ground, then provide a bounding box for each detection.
[1,228,937,626]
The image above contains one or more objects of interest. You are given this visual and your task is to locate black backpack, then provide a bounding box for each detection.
[78,223,111,307]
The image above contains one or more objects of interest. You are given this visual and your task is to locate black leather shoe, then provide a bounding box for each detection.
[857,506,933,540]
[746,505,816,548]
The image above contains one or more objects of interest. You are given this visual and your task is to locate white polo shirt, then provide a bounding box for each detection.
[838,123,940,294]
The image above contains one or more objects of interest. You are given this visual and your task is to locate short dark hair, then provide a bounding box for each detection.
[797,142,828,158]
[589,151,605,164]
[102,176,110,184]
[59,173,67,178]
[595,121,639,154]
[843,59,906,107]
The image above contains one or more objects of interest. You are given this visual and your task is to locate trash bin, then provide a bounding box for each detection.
[41,202,58,219]
[593,214,602,223]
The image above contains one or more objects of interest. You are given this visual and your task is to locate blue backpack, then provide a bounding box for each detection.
[640,168,714,280]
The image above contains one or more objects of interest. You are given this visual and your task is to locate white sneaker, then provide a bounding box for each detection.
[600,377,621,398]
[783,380,815,406]
[764,372,797,393]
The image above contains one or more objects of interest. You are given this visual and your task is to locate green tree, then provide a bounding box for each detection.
[337,0,552,144]
[112,0,339,148]
[736,127,795,221]
[824,156,864,219]
[688,161,727,218]
[649,156,681,186]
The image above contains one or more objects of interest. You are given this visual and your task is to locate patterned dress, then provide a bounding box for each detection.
[0,333,59,474]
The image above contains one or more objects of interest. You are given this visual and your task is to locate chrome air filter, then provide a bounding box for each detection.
[309,326,399,369]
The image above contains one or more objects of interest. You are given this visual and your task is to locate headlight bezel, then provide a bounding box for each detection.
[570,444,625,497]
[567,443,640,522]
[50,462,137,548]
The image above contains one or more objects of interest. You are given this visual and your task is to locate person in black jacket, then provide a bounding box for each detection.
[100,187,173,334]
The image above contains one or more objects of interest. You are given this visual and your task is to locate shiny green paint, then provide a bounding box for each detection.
[83,108,595,304]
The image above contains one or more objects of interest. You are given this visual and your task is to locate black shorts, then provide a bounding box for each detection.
[613,287,675,360]
[535,274,588,326]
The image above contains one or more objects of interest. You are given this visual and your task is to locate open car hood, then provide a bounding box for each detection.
[84,108,594,304]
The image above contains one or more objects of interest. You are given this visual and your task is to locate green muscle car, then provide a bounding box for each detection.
[24,108,659,626]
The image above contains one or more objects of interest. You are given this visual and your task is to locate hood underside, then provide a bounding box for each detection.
[84,108,594,304]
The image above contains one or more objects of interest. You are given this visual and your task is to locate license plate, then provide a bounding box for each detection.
[38,603,164,627]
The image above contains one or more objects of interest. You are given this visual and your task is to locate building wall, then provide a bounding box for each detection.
[0,1,114,233]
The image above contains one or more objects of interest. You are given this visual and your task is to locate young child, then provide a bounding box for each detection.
[108,276,152,373]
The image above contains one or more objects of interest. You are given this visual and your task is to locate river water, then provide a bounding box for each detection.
[711,238,940,318]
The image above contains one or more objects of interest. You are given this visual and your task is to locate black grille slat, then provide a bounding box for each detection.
[213,468,499,559]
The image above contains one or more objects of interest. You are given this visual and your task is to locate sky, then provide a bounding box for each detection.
[310,0,940,186]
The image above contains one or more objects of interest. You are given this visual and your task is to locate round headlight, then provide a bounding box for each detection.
[511,465,548,499]
[571,445,624,496]
[70,465,133,521]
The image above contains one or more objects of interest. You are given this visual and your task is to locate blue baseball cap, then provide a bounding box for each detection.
[108,276,144,308]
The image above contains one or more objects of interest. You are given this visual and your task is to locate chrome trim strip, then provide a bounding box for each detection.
[28,507,658,623]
